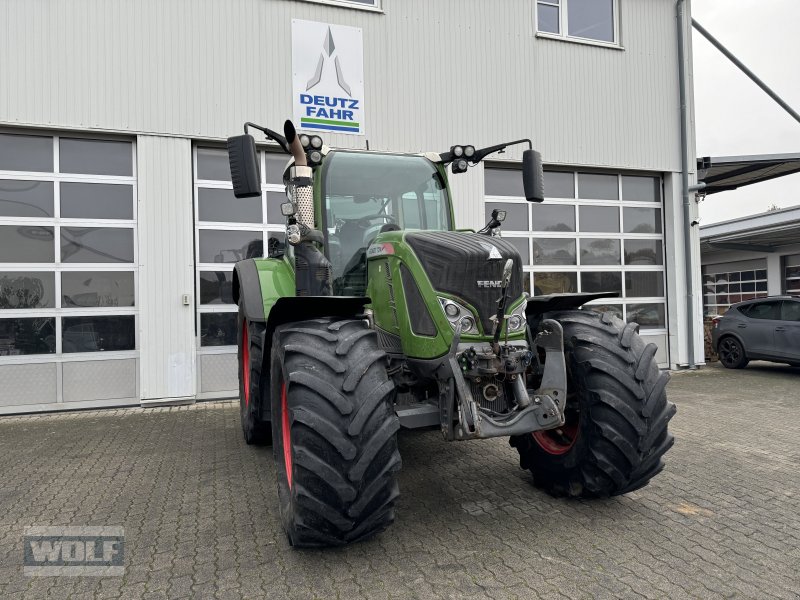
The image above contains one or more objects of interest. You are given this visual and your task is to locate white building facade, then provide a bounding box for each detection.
[0,0,703,413]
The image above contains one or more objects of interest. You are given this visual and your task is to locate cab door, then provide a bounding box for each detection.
[776,301,800,361]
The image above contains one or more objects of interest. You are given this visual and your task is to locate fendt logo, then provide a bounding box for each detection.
[292,20,365,135]
[477,281,503,288]
[23,526,124,576]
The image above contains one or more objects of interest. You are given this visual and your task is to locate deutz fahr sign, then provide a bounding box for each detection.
[292,19,365,136]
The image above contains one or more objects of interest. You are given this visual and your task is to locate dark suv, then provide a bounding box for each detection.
[711,297,800,369]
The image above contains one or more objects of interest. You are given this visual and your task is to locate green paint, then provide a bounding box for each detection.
[301,117,360,128]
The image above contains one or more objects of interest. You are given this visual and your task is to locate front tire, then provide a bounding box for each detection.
[237,306,272,445]
[717,336,749,369]
[510,310,676,497]
[270,318,401,547]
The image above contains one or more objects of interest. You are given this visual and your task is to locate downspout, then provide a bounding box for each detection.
[676,0,697,368]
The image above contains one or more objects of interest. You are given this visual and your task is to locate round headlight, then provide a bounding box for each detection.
[299,135,310,148]
[460,317,475,332]
[456,159,468,172]
[445,303,460,318]
[308,150,323,164]
[453,145,464,158]
[464,145,475,158]
[508,315,523,331]
[310,136,323,149]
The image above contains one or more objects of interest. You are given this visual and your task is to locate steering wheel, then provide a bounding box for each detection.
[355,214,397,227]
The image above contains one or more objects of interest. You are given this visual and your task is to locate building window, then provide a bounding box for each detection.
[783,254,800,295]
[702,265,768,316]
[537,0,618,44]
[484,169,666,331]
[0,132,137,357]
[193,147,288,349]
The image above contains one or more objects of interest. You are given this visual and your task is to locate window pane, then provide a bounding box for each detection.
[0,180,54,218]
[199,271,234,305]
[484,169,524,197]
[543,171,574,198]
[265,154,288,185]
[532,238,576,265]
[0,272,55,309]
[0,134,53,172]
[267,191,287,225]
[61,227,134,263]
[200,312,237,346]
[624,208,662,234]
[746,301,781,320]
[198,187,261,223]
[485,202,527,231]
[533,272,576,295]
[581,271,622,294]
[781,301,800,322]
[503,237,530,265]
[198,230,262,263]
[581,238,620,265]
[59,139,132,176]
[60,182,133,220]
[627,303,666,330]
[578,173,618,200]
[61,272,135,307]
[584,304,623,320]
[622,176,660,202]
[625,272,665,298]
[537,4,560,34]
[579,206,619,232]
[0,317,56,355]
[196,148,231,182]
[532,204,575,232]
[568,0,614,42]
[267,232,286,258]
[0,225,55,262]
[625,240,663,265]
[62,315,135,352]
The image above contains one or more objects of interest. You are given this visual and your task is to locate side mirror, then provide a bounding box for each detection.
[522,149,545,202]
[227,135,261,198]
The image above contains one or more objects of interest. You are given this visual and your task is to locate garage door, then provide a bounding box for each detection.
[0,131,139,413]
[484,167,669,364]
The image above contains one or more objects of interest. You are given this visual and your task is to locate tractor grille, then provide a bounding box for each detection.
[405,231,523,333]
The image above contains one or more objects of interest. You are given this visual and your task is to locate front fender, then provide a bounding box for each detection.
[232,257,295,323]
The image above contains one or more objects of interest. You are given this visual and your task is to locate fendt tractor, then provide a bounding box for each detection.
[228,120,676,547]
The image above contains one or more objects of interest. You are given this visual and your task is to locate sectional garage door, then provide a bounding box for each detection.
[0,131,138,413]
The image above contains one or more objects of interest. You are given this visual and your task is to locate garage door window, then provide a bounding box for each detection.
[0,132,137,357]
[485,168,666,331]
[193,147,287,348]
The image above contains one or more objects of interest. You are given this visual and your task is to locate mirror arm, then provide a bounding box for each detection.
[471,138,532,163]
[244,122,291,155]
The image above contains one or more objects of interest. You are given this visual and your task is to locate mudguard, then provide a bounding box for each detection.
[525,292,618,318]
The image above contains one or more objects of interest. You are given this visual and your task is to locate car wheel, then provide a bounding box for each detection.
[718,336,749,369]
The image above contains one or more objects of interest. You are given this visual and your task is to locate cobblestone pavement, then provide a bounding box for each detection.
[0,362,798,599]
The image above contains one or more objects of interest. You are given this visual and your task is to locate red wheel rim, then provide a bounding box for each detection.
[281,381,292,489]
[242,321,250,408]
[532,419,579,455]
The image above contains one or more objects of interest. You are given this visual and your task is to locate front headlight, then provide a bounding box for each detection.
[438,297,479,335]
[507,299,527,332]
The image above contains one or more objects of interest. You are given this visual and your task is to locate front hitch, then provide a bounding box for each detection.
[443,319,567,440]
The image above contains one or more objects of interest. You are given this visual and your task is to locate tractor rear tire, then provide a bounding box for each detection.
[237,307,272,445]
[270,317,401,547]
[510,309,676,497]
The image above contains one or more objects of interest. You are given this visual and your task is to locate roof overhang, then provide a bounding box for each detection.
[700,207,800,254]
[697,153,800,195]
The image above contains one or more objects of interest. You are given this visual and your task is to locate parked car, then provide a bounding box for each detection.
[711,296,800,368]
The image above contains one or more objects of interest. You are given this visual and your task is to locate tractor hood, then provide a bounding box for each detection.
[404,231,524,334]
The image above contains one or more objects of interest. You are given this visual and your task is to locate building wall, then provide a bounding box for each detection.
[0,0,699,409]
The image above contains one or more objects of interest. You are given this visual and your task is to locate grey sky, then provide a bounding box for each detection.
[692,0,800,224]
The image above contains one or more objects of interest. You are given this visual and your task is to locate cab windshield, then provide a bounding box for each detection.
[322,151,452,295]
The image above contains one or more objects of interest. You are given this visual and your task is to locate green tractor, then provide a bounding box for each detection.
[228,120,675,547]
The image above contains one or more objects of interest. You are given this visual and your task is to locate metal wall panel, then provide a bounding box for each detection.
[62,359,137,402]
[137,136,196,400]
[0,0,693,174]
[0,363,57,407]
[199,353,238,395]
